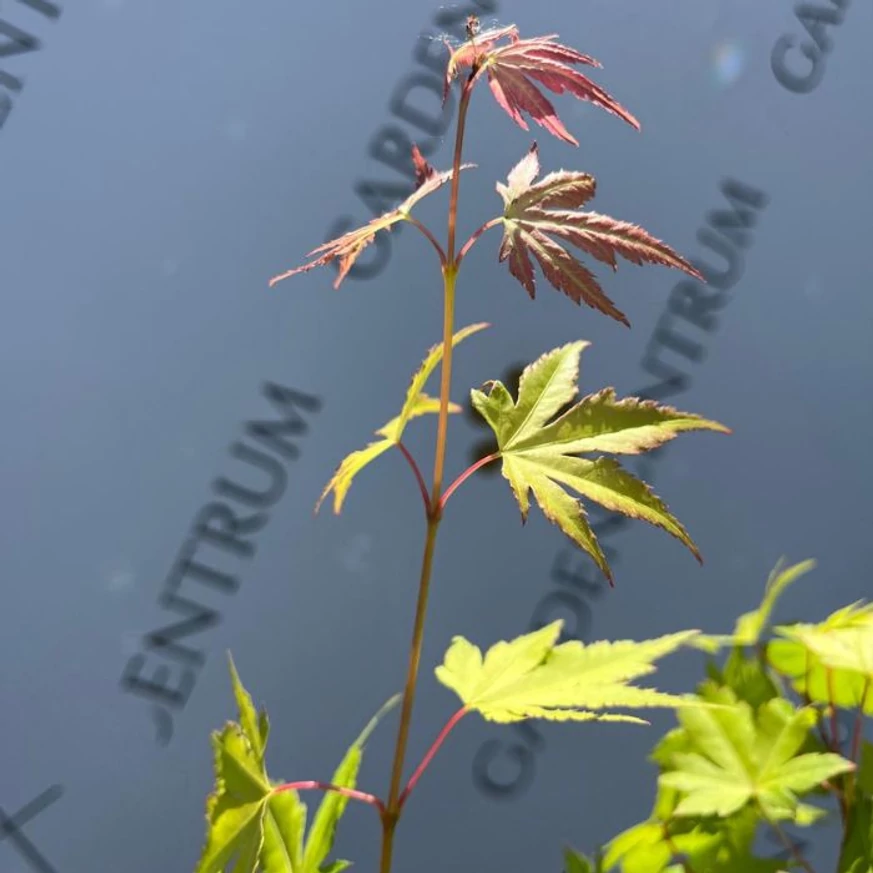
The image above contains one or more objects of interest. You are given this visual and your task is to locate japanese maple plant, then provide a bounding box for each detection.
[193,18,870,873]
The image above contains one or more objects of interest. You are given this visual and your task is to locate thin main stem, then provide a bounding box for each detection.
[378,77,476,873]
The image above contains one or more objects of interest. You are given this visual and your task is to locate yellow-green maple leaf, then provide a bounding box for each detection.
[768,601,873,716]
[658,689,854,823]
[197,661,398,873]
[317,322,489,514]
[435,619,701,724]
[470,341,728,582]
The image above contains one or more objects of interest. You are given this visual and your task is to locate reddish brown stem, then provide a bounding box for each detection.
[398,707,468,810]
[826,669,840,750]
[440,453,499,510]
[397,441,431,514]
[662,823,695,873]
[825,667,850,826]
[456,217,502,266]
[406,216,447,267]
[851,678,870,764]
[274,781,385,814]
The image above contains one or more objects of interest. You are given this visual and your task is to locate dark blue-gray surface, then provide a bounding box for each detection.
[1,0,871,871]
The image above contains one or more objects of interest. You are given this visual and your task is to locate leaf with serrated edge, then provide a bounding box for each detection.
[317,323,488,514]
[228,654,268,764]
[436,619,701,724]
[196,724,270,873]
[261,790,307,873]
[269,161,474,289]
[444,26,637,145]
[471,341,727,581]
[732,559,817,646]
[768,601,873,715]
[493,143,703,325]
[659,690,855,822]
[302,693,400,873]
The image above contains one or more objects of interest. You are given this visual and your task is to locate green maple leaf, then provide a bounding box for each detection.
[658,689,854,822]
[197,660,398,873]
[470,340,728,582]
[838,792,873,873]
[767,601,873,717]
[691,558,817,655]
[316,322,488,514]
[565,847,602,873]
[435,619,701,724]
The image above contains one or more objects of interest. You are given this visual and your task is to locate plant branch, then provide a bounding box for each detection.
[440,453,499,510]
[378,74,476,873]
[397,441,431,514]
[456,217,502,266]
[406,216,447,267]
[661,823,695,873]
[826,668,840,751]
[398,707,468,810]
[850,678,870,765]
[273,781,385,814]
[763,813,818,873]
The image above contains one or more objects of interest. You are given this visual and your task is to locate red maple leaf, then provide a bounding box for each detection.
[497,143,703,326]
[444,23,639,146]
[269,149,472,289]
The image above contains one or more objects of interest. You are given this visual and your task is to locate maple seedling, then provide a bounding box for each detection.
[188,19,807,873]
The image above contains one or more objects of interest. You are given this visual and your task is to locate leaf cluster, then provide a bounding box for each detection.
[566,560,873,873]
[195,657,395,873]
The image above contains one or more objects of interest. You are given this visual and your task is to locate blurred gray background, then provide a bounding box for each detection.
[1,0,871,870]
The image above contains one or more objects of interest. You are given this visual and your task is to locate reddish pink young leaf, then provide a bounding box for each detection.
[269,150,472,290]
[496,144,704,327]
[444,24,638,145]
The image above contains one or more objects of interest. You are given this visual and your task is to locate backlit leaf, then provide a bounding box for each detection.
[495,143,703,325]
[658,690,854,822]
[436,619,701,724]
[768,602,873,716]
[471,341,727,582]
[269,148,473,288]
[444,24,638,145]
[317,323,488,513]
[733,559,817,646]
[228,653,268,765]
[302,693,400,873]
[198,663,397,873]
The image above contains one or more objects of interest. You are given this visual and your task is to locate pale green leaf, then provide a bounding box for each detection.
[228,653,267,764]
[471,341,726,580]
[196,724,270,873]
[302,694,400,873]
[838,793,873,873]
[396,321,489,433]
[436,620,701,724]
[261,790,307,873]
[317,323,488,514]
[859,741,873,795]
[659,691,854,822]
[565,847,596,873]
[769,601,873,715]
[732,559,816,646]
[519,387,729,456]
